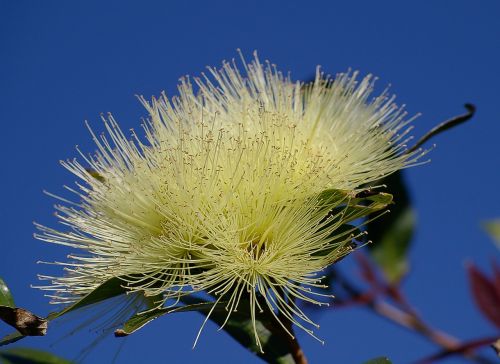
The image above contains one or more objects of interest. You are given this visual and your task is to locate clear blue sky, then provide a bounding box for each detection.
[1,1,499,363]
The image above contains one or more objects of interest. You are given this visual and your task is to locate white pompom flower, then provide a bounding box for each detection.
[35,52,422,350]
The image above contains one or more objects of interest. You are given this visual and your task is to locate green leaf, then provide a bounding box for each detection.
[180,296,293,364]
[363,357,392,364]
[115,295,293,364]
[482,219,500,249]
[313,224,361,260]
[347,192,394,222]
[0,280,50,347]
[46,277,127,321]
[114,300,225,336]
[1,277,132,347]
[366,171,415,284]
[0,280,47,343]
[1,276,136,347]
[316,189,350,208]
[0,279,14,308]
[0,332,24,348]
[318,189,393,225]
[309,189,392,266]
[0,347,71,364]
[216,314,293,364]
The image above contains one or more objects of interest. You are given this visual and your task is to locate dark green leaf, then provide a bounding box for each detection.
[1,276,138,346]
[346,192,393,222]
[316,189,349,208]
[0,279,14,308]
[0,347,71,364]
[0,332,24,348]
[114,300,224,336]
[363,357,392,364]
[313,224,361,260]
[116,294,293,363]
[142,294,163,310]
[180,296,293,364]
[46,277,127,321]
[366,171,415,283]
[217,315,293,364]
[1,277,134,347]
[318,189,393,225]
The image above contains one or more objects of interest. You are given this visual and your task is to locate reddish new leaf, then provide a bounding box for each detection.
[467,263,500,329]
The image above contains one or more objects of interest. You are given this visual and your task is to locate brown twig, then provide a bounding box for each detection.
[414,336,499,364]
[261,290,308,364]
[286,330,308,364]
[369,300,460,350]
[278,311,308,364]
[329,268,496,364]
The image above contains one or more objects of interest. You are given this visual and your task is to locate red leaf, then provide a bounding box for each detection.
[467,263,500,329]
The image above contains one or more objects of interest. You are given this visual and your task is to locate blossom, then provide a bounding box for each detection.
[35,52,422,349]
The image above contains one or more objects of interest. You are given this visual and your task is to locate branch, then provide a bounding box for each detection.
[279,311,308,364]
[414,336,499,364]
[262,290,308,364]
[406,104,476,154]
[329,268,496,364]
[369,300,460,349]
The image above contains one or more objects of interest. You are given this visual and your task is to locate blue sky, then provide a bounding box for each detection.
[1,1,499,363]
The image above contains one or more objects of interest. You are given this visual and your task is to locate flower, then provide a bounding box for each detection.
[35,52,422,349]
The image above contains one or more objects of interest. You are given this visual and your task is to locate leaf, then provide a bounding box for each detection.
[363,357,392,364]
[313,224,361,259]
[114,301,224,337]
[0,307,47,336]
[0,332,25,348]
[215,315,293,364]
[0,279,14,309]
[346,193,393,224]
[0,278,47,345]
[319,189,393,225]
[180,296,293,363]
[116,295,293,364]
[46,277,127,321]
[366,171,415,284]
[0,347,71,364]
[1,277,128,347]
[307,189,391,265]
[467,263,500,328]
[482,220,500,249]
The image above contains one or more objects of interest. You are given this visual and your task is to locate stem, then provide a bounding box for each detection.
[279,312,308,364]
[406,104,475,154]
[414,336,499,364]
[332,268,495,364]
[264,286,309,364]
[370,300,459,349]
